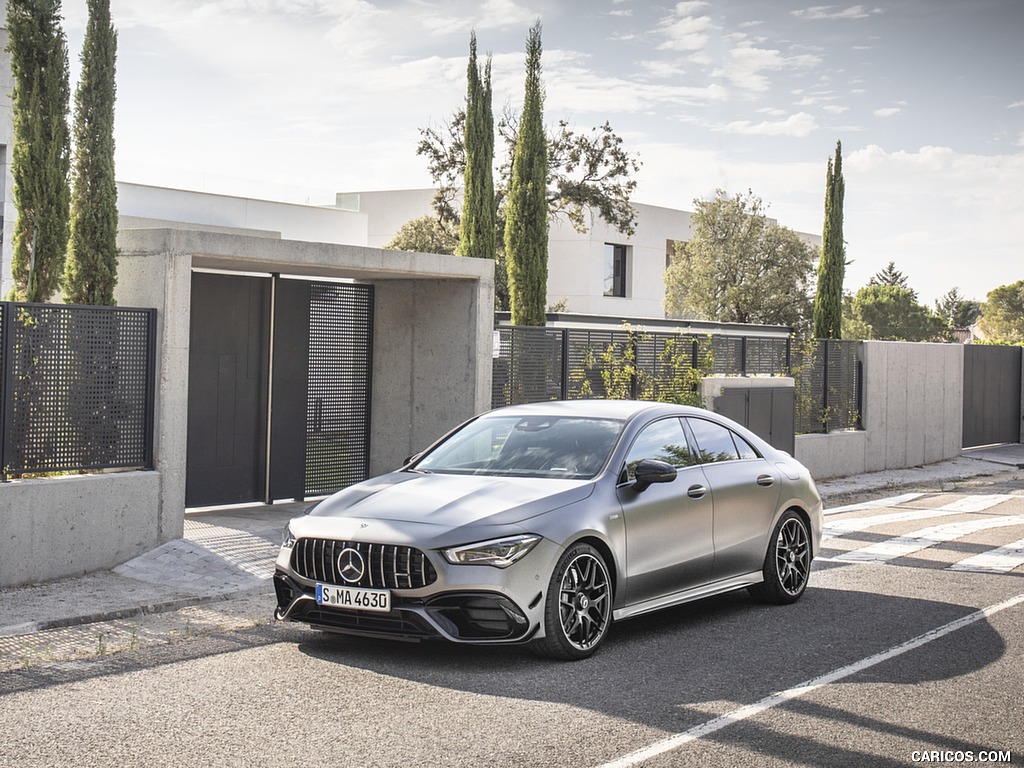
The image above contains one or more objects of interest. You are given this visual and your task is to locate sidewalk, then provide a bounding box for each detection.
[1,446,1022,639]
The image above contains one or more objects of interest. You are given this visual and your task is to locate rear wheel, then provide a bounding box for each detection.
[530,542,612,660]
[749,510,811,604]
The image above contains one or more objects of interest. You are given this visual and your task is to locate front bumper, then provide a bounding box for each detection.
[274,570,540,643]
[273,533,561,645]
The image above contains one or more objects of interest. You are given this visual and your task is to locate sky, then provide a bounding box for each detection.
[57,0,1024,307]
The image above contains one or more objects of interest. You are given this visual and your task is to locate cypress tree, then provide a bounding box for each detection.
[64,0,119,305]
[504,21,548,326]
[457,32,495,262]
[6,0,71,303]
[813,140,845,338]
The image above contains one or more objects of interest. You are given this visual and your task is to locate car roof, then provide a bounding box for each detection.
[485,399,700,421]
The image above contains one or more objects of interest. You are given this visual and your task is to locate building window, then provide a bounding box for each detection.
[604,243,628,297]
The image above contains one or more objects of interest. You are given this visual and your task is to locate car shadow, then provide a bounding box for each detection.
[295,586,1009,738]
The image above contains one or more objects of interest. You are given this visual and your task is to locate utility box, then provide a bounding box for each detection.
[703,377,796,455]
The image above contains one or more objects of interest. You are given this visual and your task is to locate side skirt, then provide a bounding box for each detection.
[612,571,763,622]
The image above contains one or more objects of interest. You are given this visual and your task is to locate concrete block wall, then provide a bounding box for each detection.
[0,472,162,588]
[796,341,963,480]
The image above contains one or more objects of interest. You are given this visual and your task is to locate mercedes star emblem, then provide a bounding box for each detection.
[337,547,365,584]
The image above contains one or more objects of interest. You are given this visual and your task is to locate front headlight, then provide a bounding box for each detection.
[281,524,296,549]
[442,534,542,568]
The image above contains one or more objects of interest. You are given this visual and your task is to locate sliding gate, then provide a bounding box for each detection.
[186,272,373,507]
[962,344,1022,448]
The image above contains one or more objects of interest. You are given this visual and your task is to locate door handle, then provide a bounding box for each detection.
[756,474,775,487]
[687,484,707,499]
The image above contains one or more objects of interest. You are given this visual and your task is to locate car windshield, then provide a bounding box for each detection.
[412,415,623,479]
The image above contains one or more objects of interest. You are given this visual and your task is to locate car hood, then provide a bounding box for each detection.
[303,471,595,535]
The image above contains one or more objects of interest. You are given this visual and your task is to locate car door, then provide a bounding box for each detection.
[684,417,782,582]
[616,417,714,607]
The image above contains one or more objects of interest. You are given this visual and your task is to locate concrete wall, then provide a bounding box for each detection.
[796,341,964,480]
[0,472,162,588]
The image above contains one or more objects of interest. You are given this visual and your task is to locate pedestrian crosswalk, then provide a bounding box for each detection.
[818,492,1024,574]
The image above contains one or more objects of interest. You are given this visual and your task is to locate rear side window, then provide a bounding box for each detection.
[686,418,740,464]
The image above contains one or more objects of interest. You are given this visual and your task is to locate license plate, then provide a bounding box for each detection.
[316,583,391,613]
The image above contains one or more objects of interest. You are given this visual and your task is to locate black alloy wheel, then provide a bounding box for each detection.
[531,542,613,660]
[749,510,811,605]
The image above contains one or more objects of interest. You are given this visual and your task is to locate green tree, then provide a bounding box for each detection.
[64,0,119,305]
[869,261,915,297]
[384,215,458,255]
[664,189,815,329]
[456,32,495,262]
[504,21,548,326]
[845,284,942,341]
[812,140,845,339]
[6,0,71,302]
[978,281,1024,343]
[934,288,981,340]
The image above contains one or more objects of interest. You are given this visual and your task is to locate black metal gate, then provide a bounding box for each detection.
[962,344,1022,448]
[186,273,373,507]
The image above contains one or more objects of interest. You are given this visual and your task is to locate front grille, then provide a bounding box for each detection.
[291,538,438,589]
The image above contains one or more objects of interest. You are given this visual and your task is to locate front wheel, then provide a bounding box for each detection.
[530,542,613,660]
[749,510,811,604]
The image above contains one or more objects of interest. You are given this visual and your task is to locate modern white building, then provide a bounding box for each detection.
[338,188,820,319]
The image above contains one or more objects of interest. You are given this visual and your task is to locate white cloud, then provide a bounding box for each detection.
[722,112,818,137]
[874,107,901,118]
[656,5,713,52]
[1008,100,1024,109]
[791,5,884,21]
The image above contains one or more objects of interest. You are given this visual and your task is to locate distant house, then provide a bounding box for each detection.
[337,189,820,320]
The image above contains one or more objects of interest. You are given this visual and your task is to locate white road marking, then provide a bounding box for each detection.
[823,494,1015,539]
[824,492,924,516]
[596,592,1024,768]
[950,538,1024,573]
[833,515,1024,564]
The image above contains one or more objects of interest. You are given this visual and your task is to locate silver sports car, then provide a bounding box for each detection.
[274,400,822,660]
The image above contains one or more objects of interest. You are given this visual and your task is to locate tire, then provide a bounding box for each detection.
[749,510,811,605]
[530,542,613,661]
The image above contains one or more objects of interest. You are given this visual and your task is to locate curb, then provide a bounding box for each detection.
[0,585,275,638]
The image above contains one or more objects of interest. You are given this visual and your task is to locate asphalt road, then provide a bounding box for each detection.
[1,483,1022,768]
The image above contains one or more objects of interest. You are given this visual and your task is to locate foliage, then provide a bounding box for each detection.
[416,64,639,239]
[934,288,981,340]
[978,280,1024,344]
[64,0,119,305]
[869,261,915,298]
[504,21,548,326]
[6,0,71,302]
[456,32,496,262]
[845,284,943,341]
[790,336,860,433]
[571,325,714,407]
[813,141,845,339]
[664,189,815,330]
[383,215,458,255]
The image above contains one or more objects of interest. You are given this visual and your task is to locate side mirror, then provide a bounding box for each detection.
[633,459,677,492]
[403,452,424,467]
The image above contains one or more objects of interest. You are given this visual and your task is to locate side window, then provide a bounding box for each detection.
[686,418,740,464]
[623,418,693,481]
[733,432,759,460]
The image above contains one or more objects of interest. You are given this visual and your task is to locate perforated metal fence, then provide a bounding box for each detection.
[492,327,861,434]
[493,327,792,405]
[792,338,861,433]
[0,302,156,479]
[305,283,374,498]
